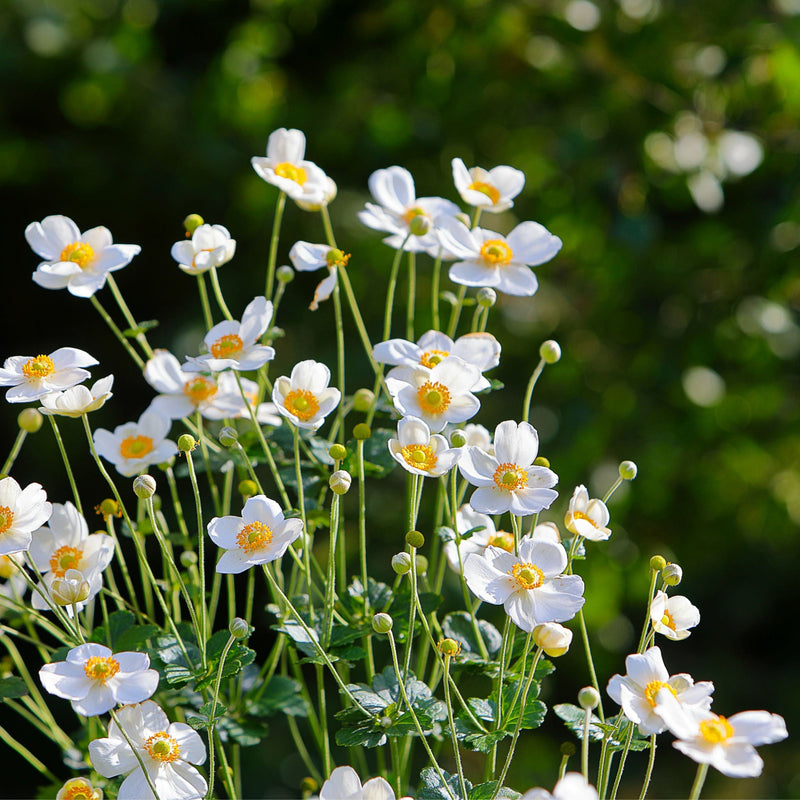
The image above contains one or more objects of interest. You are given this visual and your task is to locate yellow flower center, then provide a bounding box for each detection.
[21,355,55,380]
[400,444,438,472]
[274,162,307,185]
[468,180,501,205]
[144,731,181,763]
[492,463,528,491]
[487,531,515,552]
[60,778,99,800]
[326,248,351,268]
[511,562,545,590]
[661,610,676,631]
[50,545,84,578]
[284,389,320,422]
[236,521,274,554]
[416,381,451,416]
[210,333,244,359]
[119,434,154,460]
[699,716,734,744]
[419,349,449,368]
[402,206,428,225]
[184,376,218,404]
[0,555,16,579]
[644,680,677,708]
[60,242,95,269]
[480,239,513,266]
[83,655,120,683]
[0,506,14,536]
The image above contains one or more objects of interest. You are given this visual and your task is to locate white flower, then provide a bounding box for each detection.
[40,642,158,716]
[184,296,275,373]
[207,494,303,574]
[319,765,410,800]
[564,485,611,542]
[443,505,514,572]
[251,127,332,205]
[388,416,461,478]
[288,241,350,310]
[272,359,341,431]
[607,646,714,735]
[93,410,178,478]
[374,330,500,393]
[56,778,103,800]
[458,423,493,452]
[295,175,338,211]
[459,420,558,516]
[170,224,236,275]
[387,356,481,434]
[463,534,584,632]
[436,216,562,296]
[358,166,461,252]
[0,348,98,403]
[650,591,700,641]
[27,501,114,614]
[88,700,207,800]
[0,476,52,556]
[654,690,788,778]
[520,773,598,800]
[451,157,525,214]
[25,215,141,298]
[39,376,114,417]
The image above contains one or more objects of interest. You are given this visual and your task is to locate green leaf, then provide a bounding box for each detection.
[442,611,502,658]
[0,676,28,700]
[343,429,397,478]
[122,319,159,337]
[216,715,269,747]
[247,676,309,718]
[469,782,520,800]
[554,702,605,742]
[186,701,226,730]
[461,728,509,753]
[418,767,470,800]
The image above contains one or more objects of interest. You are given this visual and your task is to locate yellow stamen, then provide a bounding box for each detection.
[0,506,14,536]
[83,655,120,683]
[284,389,320,422]
[661,610,676,631]
[699,716,734,744]
[184,376,217,404]
[274,162,307,185]
[511,562,544,590]
[50,545,84,578]
[492,462,528,492]
[144,731,181,763]
[480,239,513,266]
[60,242,95,269]
[236,521,274,554]
[60,778,100,800]
[326,248,351,268]
[0,555,16,579]
[210,333,243,359]
[487,531,515,552]
[120,434,154,460]
[402,206,427,226]
[21,355,55,380]
[416,381,451,416]
[419,349,449,368]
[468,180,501,205]
[568,510,599,530]
[400,444,438,472]
[644,680,677,708]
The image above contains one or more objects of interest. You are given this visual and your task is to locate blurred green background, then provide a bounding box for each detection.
[1,0,799,797]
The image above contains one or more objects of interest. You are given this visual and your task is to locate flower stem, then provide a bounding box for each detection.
[521,357,547,424]
[265,191,287,301]
[638,735,657,800]
[443,655,468,800]
[109,708,162,800]
[206,633,236,800]
[196,272,214,330]
[208,265,234,321]
[688,763,709,800]
[183,449,209,669]
[47,416,82,515]
[105,274,154,359]
[406,250,416,341]
[90,294,145,369]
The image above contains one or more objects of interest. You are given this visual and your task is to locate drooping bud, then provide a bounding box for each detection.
[329,470,352,495]
[276,265,295,284]
[391,552,413,574]
[18,408,43,433]
[353,388,375,413]
[662,562,683,586]
[133,474,157,499]
[219,426,238,447]
[229,617,252,639]
[372,612,393,634]
[405,530,425,549]
[353,423,371,440]
[329,443,347,461]
[178,434,197,453]
[183,214,204,235]
[438,638,462,657]
[578,686,600,710]
[649,555,667,572]
[51,569,90,606]
[619,460,638,480]
[539,340,562,364]
[476,287,497,308]
[533,622,573,657]
[238,479,258,498]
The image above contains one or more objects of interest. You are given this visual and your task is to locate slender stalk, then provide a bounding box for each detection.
[46,416,82,514]
[357,438,375,680]
[406,250,416,341]
[196,272,214,330]
[1,428,26,475]
[582,704,592,780]
[292,425,313,621]
[636,567,660,654]
[638,735,657,800]
[609,722,634,800]
[196,412,222,516]
[383,239,410,340]
[324,492,341,647]
[443,655,468,800]
[577,607,604,722]
[206,633,237,800]
[265,191,287,301]
[445,285,468,339]
[0,724,57,781]
[90,294,145,369]
[688,763,709,800]
[105,274,154,359]
[521,357,547,424]
[208,265,234,321]
[183,448,209,669]
[431,249,443,330]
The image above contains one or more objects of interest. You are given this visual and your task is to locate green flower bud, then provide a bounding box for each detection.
[405,530,425,549]
[408,215,431,236]
[133,474,156,500]
[179,550,198,568]
[329,469,352,495]
[329,443,347,461]
[219,426,238,447]
[300,777,318,797]
[619,460,638,480]
[578,686,600,710]
[177,434,197,453]
[450,430,468,448]
[476,287,497,308]
[239,479,258,498]
[560,741,577,757]
[353,423,371,440]
[649,555,667,572]
[391,552,412,574]
[539,340,562,364]
[415,554,428,574]
[17,408,43,433]
[438,638,462,657]
[533,456,550,468]
[353,388,375,413]
[277,265,295,284]
[183,214,204,235]
[372,612,393,634]
[229,617,252,639]
[662,563,683,586]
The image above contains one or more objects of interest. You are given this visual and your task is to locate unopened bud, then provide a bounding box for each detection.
[219,426,238,447]
[329,470,352,495]
[408,215,431,236]
[415,554,428,574]
[329,443,347,461]
[178,434,197,453]
[619,460,638,480]
[300,777,318,797]
[662,563,683,586]
[539,340,562,364]
[533,456,550,468]
[133,474,156,499]
[353,423,371,440]
[449,430,468,448]
[578,686,600,710]
[405,530,424,549]
[353,388,375,413]
[180,551,197,568]
[476,287,497,308]
[533,622,573,657]
[51,569,90,606]
[438,638,461,657]
[183,214,204,235]
[560,741,577,757]
[238,479,258,498]
[649,555,667,572]
[391,552,412,574]
[276,265,294,284]
[18,408,43,433]
[229,617,251,639]
[372,613,393,634]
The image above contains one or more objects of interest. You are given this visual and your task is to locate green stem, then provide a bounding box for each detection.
[638,735,657,800]
[47,416,82,514]
[90,294,145,369]
[431,250,443,330]
[577,607,604,722]
[0,724,57,781]
[521,357,547,424]
[196,272,214,330]
[265,191,287,301]
[443,656,468,800]
[1,429,26,475]
[445,285,468,339]
[208,266,234,321]
[206,633,237,800]
[406,250,416,341]
[109,708,162,800]
[688,763,709,800]
[184,449,209,669]
[105,274,154,359]
[609,722,634,800]
[292,425,313,622]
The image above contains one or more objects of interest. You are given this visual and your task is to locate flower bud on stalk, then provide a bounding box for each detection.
[180,551,197,568]
[353,423,371,440]
[219,426,238,447]
[133,474,156,499]
[276,265,295,284]
[329,470,352,495]
[183,214,204,235]
[438,638,462,657]
[532,622,573,657]
[372,613,393,634]
[649,555,667,572]
[229,617,252,639]
[450,429,468,448]
[539,340,562,364]
[18,408,43,433]
[51,569,90,606]
[409,215,431,236]
[662,562,683,586]
[415,554,428,574]
[238,479,258,498]
[477,287,497,308]
[405,530,425,549]
[391,552,412,574]
[578,686,600,710]
[329,444,347,461]
[353,388,375,413]
[619,460,638,480]
[178,434,197,453]
[534,456,550,468]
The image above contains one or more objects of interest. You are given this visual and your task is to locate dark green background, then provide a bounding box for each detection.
[1,0,798,797]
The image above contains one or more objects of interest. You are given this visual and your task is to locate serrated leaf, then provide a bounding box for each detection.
[216,715,268,747]
[418,767,469,800]
[554,702,605,741]
[469,781,520,800]
[335,724,387,748]
[462,729,509,753]
[0,676,28,700]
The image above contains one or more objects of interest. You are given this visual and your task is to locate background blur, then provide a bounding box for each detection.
[1,0,799,797]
